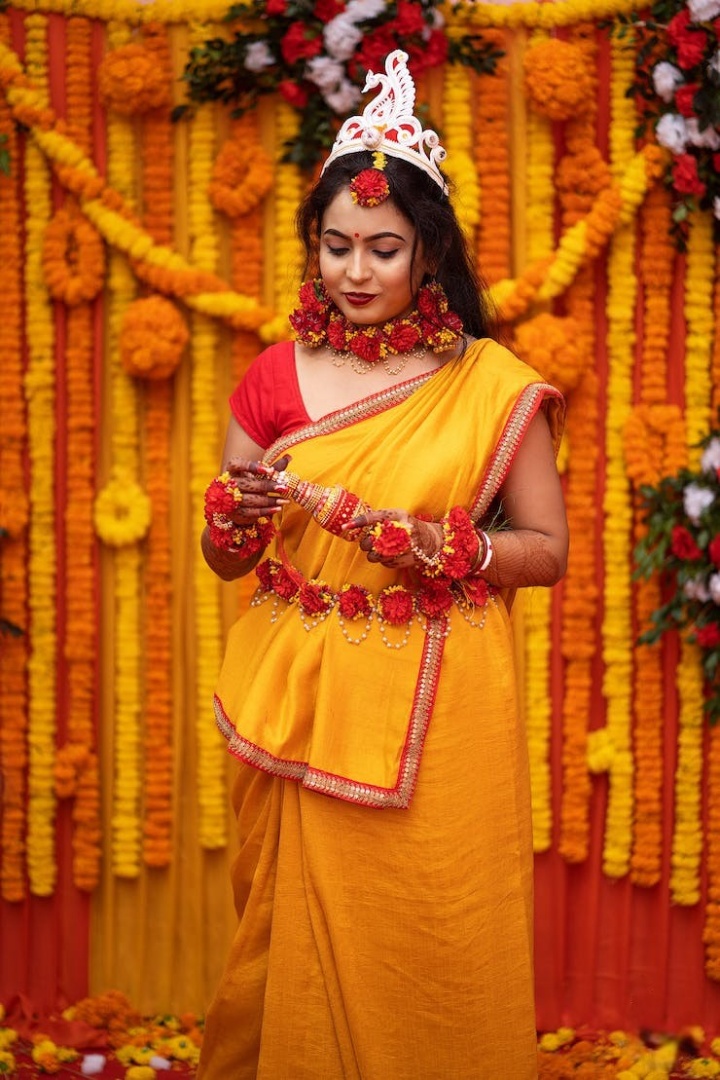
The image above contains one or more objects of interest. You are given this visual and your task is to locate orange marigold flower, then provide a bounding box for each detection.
[119,296,189,380]
[42,208,105,306]
[208,138,274,218]
[523,39,594,122]
[98,43,170,115]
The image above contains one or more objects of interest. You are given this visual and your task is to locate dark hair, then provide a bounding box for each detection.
[295,151,498,342]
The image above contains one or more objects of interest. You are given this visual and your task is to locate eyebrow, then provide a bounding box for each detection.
[322,228,407,242]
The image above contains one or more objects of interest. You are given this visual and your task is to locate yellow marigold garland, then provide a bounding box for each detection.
[0,11,28,903]
[671,211,714,906]
[138,23,177,869]
[55,15,102,892]
[473,36,511,284]
[261,99,303,343]
[706,248,720,974]
[599,29,637,880]
[188,21,227,850]
[23,11,58,898]
[442,64,479,242]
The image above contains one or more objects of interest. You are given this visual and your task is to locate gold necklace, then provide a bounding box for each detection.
[329,344,427,376]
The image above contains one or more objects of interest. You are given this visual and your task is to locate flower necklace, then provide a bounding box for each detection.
[289,278,464,376]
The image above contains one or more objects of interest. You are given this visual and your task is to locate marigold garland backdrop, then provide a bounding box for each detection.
[1,0,720,1046]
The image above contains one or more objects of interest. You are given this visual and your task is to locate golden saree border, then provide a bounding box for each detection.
[214,616,447,809]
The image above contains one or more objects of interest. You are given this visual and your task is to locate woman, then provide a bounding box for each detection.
[198,50,567,1080]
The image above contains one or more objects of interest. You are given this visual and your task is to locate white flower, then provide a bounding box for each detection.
[305,56,345,92]
[655,113,689,154]
[345,0,387,18]
[686,117,720,148]
[711,573,720,605]
[81,1056,107,1076]
[652,61,684,103]
[323,15,363,61]
[683,482,716,523]
[715,195,720,220]
[701,437,720,474]
[324,79,362,115]
[684,575,711,602]
[710,48,720,74]
[244,41,275,73]
[149,1056,172,1070]
[689,0,720,20]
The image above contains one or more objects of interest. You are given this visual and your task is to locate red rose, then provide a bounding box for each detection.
[407,30,448,75]
[266,0,287,13]
[672,154,706,197]
[278,80,310,109]
[349,168,390,207]
[675,83,700,117]
[667,12,708,69]
[386,321,421,353]
[338,584,372,620]
[314,0,345,20]
[709,535,720,567]
[670,524,703,560]
[695,623,720,648]
[298,581,333,616]
[377,586,414,625]
[394,0,426,36]
[371,520,412,557]
[349,329,383,363]
[714,152,720,173]
[280,24,322,66]
[356,29,397,75]
[417,579,454,618]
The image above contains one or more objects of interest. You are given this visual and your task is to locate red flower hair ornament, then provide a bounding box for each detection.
[349,152,390,207]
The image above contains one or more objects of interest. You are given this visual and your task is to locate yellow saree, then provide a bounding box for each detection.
[198,338,563,1080]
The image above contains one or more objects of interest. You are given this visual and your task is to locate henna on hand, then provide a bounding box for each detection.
[480,529,565,589]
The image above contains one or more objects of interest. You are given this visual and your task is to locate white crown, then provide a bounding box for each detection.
[321,49,449,195]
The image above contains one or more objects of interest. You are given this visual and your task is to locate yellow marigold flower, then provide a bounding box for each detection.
[687,1061,720,1079]
[0,1032,16,1051]
[538,1032,561,1052]
[165,1035,200,1062]
[0,1049,16,1073]
[126,1068,156,1080]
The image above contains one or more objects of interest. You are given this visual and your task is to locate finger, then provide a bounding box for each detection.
[268,453,291,472]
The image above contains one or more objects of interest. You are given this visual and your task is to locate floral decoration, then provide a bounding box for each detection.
[207,134,274,218]
[619,0,720,244]
[94,475,152,547]
[177,0,502,170]
[98,38,171,115]
[42,206,105,306]
[634,422,720,722]
[349,160,391,207]
[523,37,594,120]
[120,296,189,380]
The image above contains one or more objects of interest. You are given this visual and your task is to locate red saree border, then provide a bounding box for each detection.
[214,616,448,809]
[470,383,565,522]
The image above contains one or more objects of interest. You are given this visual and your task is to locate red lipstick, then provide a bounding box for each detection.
[344,293,375,307]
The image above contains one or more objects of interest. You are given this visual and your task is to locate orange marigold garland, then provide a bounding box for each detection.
[207,132,273,220]
[0,11,28,903]
[473,34,511,284]
[523,37,594,121]
[98,38,171,116]
[42,206,105,306]
[138,22,176,868]
[54,16,102,892]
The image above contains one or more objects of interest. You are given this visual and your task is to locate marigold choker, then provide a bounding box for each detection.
[289,278,463,374]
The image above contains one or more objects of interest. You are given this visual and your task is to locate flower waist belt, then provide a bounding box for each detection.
[252,556,498,648]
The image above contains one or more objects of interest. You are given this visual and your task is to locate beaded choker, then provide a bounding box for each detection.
[289,278,464,375]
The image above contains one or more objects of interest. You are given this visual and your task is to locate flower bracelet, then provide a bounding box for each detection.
[369,507,486,580]
[204,472,275,556]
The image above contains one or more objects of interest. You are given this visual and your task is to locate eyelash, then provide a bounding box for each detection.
[325,246,398,260]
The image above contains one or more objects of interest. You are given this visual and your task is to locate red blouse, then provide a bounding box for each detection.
[229,341,312,449]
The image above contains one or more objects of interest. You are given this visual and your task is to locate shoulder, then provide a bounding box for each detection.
[466,337,547,385]
[245,340,295,378]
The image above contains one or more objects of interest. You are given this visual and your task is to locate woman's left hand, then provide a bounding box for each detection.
[344,509,443,569]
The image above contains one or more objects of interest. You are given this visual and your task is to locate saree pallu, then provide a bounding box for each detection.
[198,339,564,1080]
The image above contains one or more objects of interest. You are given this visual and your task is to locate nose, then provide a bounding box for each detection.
[346,248,371,284]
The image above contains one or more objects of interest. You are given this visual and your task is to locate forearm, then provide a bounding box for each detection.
[479,528,567,589]
[200,526,264,582]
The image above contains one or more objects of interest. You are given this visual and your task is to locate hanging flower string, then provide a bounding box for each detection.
[0,11,28,904]
[473,36,511,284]
[260,98,303,344]
[23,11,58,899]
[442,66,479,241]
[53,14,102,892]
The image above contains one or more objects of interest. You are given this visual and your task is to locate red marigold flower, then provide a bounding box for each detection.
[386,320,421,353]
[266,0,287,13]
[280,24,323,65]
[204,477,237,523]
[338,584,372,620]
[371,520,413,557]
[356,28,397,75]
[394,0,426,34]
[417,284,441,319]
[208,524,235,550]
[327,318,348,350]
[298,581,333,616]
[274,565,300,601]
[464,575,489,606]
[675,83,700,117]
[255,559,274,591]
[417,579,454,617]
[714,152,720,173]
[670,524,703,560]
[672,153,706,197]
[278,79,310,109]
[349,168,391,208]
[441,309,464,333]
[442,548,474,579]
[289,306,327,339]
[667,13,708,69]
[314,0,344,18]
[349,329,383,362]
[378,586,414,625]
[297,279,326,311]
[695,623,720,648]
[709,535,720,567]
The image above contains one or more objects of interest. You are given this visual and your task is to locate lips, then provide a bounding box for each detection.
[344,293,376,307]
